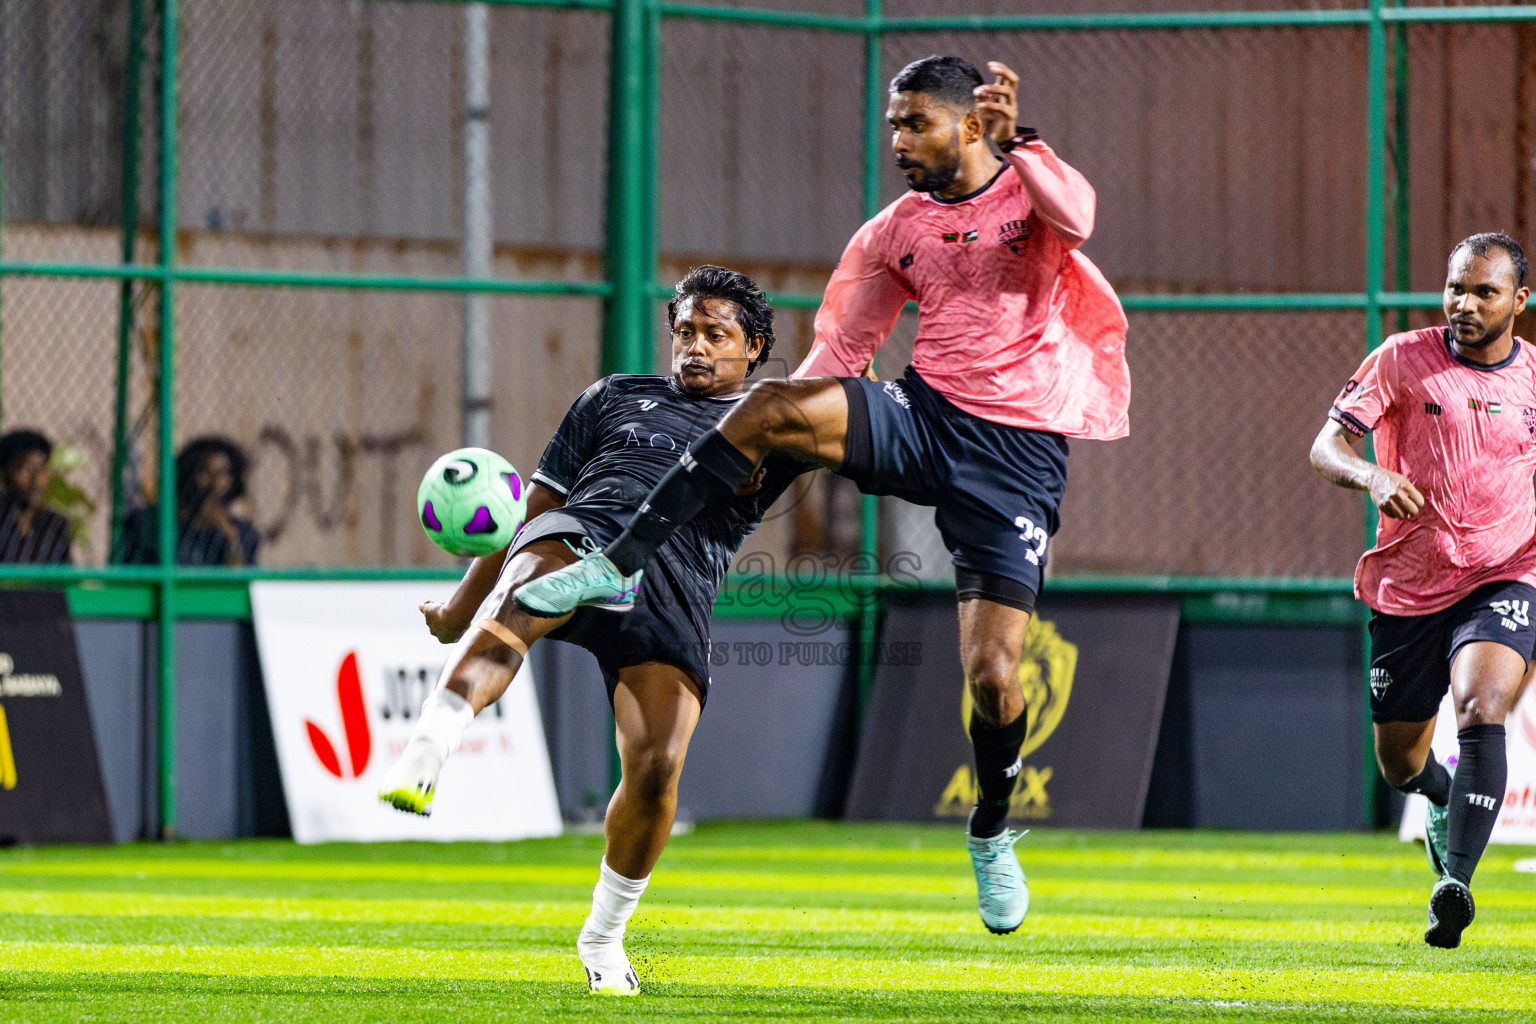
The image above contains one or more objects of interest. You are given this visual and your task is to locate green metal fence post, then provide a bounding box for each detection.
[604,0,651,378]
[1391,0,1411,334]
[112,0,148,563]
[0,141,6,427]
[603,0,651,791]
[643,0,660,373]
[156,0,180,840]
[1362,0,1388,829]
[853,0,883,716]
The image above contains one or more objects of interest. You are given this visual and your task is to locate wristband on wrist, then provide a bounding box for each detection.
[997,127,1042,153]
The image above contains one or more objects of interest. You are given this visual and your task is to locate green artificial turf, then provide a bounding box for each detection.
[1,823,1533,1022]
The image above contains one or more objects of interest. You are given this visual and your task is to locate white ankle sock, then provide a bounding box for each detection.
[580,859,649,946]
[411,688,475,760]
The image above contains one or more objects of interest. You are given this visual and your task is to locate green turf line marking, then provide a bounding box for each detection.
[666,844,1526,876]
[3,940,1532,1011]
[5,889,1536,948]
[6,860,1534,911]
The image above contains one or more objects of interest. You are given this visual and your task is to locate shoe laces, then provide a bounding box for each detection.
[564,536,606,560]
[973,830,1023,892]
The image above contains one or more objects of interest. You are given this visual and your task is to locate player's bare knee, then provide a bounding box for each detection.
[966,662,1017,725]
[1453,689,1510,728]
[625,746,684,806]
[1373,740,1423,788]
[1376,753,1419,789]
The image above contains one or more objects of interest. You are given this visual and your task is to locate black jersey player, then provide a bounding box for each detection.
[378,266,801,995]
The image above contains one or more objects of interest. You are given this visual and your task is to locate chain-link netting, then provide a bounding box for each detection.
[11,1,1534,577]
[879,310,1368,580]
[154,284,598,567]
[1383,23,1536,292]
[0,0,160,264]
[659,21,865,268]
[885,0,1368,12]
[0,276,156,565]
[881,28,1370,294]
[177,0,608,262]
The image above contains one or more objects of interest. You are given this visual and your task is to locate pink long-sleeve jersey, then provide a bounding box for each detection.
[792,140,1131,439]
[1332,326,1536,615]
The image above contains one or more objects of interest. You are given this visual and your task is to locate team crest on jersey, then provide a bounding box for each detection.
[999,219,1032,255]
[1524,407,1536,437]
[1370,667,1391,700]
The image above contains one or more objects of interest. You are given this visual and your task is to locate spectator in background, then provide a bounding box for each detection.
[122,436,260,566]
[0,429,72,564]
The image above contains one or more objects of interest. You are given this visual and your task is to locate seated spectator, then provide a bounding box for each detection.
[0,429,73,564]
[121,436,260,566]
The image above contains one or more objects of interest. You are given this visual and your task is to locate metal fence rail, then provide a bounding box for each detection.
[2,0,1529,832]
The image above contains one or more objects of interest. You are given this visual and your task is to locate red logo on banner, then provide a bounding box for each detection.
[305,652,372,779]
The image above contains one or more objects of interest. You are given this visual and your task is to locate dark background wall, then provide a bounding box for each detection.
[72,615,1376,840]
[1143,624,1370,831]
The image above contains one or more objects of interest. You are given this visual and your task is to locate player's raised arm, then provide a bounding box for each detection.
[1310,341,1421,518]
[1309,419,1424,519]
[979,61,1095,248]
[795,215,910,378]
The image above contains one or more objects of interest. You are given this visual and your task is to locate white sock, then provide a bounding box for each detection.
[411,688,475,760]
[579,859,649,958]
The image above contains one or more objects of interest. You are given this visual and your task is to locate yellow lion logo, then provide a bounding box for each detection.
[961,616,1077,757]
[937,617,1077,818]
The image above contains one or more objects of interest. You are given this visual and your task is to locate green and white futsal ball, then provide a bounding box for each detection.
[417,447,527,557]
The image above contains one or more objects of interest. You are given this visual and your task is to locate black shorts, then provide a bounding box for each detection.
[1368,580,1536,723]
[838,366,1068,605]
[508,510,713,706]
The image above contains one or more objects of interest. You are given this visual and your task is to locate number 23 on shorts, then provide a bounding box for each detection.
[1015,515,1048,566]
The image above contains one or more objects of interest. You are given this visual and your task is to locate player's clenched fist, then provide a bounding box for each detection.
[974,61,1020,146]
[420,599,469,643]
[1370,468,1424,519]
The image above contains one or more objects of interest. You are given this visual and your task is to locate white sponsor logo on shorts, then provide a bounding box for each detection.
[882,382,911,409]
[1491,599,1530,626]
[1370,667,1392,700]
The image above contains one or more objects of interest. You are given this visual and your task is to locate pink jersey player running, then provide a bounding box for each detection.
[1312,232,1536,949]
[516,55,1130,936]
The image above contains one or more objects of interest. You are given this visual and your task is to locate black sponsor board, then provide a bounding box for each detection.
[0,591,112,843]
[846,592,1179,828]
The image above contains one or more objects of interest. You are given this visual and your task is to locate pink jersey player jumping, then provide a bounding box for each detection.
[1312,232,1536,949]
[516,55,1131,937]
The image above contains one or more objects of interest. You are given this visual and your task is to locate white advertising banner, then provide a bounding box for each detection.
[251,581,562,844]
[1399,682,1536,846]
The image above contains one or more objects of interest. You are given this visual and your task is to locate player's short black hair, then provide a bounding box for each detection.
[667,265,776,375]
[889,55,983,110]
[1451,232,1528,289]
[176,435,250,508]
[0,429,53,474]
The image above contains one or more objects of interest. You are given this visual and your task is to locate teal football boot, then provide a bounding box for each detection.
[967,809,1030,934]
[1423,759,1454,878]
[1425,876,1475,948]
[514,540,642,617]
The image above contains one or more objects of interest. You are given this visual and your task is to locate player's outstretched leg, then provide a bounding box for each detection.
[380,542,575,815]
[578,663,703,995]
[959,596,1032,934]
[516,379,849,618]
